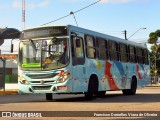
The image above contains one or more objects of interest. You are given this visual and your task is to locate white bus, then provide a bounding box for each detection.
[18,25,150,100]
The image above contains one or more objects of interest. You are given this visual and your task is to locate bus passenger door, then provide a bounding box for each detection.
[71,35,86,92]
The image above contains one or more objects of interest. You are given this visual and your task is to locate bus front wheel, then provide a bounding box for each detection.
[85,75,98,100]
[46,93,53,100]
[84,79,94,100]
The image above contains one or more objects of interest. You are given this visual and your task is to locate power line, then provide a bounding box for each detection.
[73,0,101,14]
[41,0,102,26]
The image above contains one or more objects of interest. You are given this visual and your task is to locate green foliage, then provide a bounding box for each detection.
[148,32,157,44]
[148,30,160,44]
[150,45,156,51]
[150,65,155,76]
[148,29,160,76]
[155,30,160,36]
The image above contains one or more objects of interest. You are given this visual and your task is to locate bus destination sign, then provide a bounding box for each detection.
[21,26,68,39]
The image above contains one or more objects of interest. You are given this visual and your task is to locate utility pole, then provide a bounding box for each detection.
[22,0,26,30]
[124,30,127,40]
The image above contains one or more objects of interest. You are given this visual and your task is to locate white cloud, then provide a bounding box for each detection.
[12,0,50,9]
[12,0,21,9]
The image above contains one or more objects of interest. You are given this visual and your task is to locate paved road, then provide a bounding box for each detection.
[0,87,160,120]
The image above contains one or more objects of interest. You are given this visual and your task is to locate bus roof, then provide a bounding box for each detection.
[67,25,147,49]
[23,24,147,49]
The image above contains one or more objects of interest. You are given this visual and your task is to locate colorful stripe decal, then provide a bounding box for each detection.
[104,61,119,90]
[57,70,64,76]
[136,64,142,80]
[114,61,125,76]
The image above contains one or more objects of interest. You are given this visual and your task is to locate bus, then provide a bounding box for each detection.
[18,25,150,100]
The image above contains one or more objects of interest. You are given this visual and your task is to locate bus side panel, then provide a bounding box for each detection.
[101,61,129,91]
[85,59,111,91]
[98,61,150,91]
[135,64,150,88]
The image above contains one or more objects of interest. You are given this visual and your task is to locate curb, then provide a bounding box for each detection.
[146,84,160,87]
[0,90,18,95]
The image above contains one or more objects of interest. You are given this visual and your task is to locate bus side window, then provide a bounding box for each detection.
[71,36,85,66]
[143,49,149,65]
[136,48,143,64]
[119,43,128,62]
[108,40,119,61]
[129,46,137,63]
[85,35,96,58]
[96,37,107,60]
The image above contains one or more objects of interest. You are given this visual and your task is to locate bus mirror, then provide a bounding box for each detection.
[76,38,81,47]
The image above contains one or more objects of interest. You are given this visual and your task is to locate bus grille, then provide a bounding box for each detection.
[26,73,58,79]
[32,86,51,90]
[30,80,55,84]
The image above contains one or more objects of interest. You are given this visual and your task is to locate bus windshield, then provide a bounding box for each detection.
[19,37,69,70]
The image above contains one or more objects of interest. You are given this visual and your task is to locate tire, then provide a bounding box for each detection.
[85,75,98,100]
[130,77,137,95]
[122,77,137,95]
[97,91,106,97]
[85,79,94,100]
[46,93,53,100]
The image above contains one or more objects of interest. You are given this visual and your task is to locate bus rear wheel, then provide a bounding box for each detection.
[122,77,137,95]
[46,93,53,100]
[130,77,137,95]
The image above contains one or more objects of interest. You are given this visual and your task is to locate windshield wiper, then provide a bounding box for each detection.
[29,39,37,51]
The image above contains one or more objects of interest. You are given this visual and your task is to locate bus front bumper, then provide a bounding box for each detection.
[18,82,70,94]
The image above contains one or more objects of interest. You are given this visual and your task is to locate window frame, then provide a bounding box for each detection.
[96,37,108,60]
[85,35,97,59]
[71,35,85,66]
[136,47,143,64]
[119,43,129,62]
[108,40,119,61]
[129,45,137,63]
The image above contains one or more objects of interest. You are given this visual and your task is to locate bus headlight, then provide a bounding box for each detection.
[19,76,29,84]
[57,72,71,83]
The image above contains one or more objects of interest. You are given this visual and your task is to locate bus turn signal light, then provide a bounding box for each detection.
[57,86,68,90]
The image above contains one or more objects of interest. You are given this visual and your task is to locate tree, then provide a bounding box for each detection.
[148,29,160,77]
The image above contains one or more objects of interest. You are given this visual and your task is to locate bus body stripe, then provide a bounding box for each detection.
[104,61,119,90]
[136,64,142,80]
[114,61,125,76]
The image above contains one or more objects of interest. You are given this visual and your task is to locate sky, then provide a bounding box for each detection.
[0,0,160,53]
